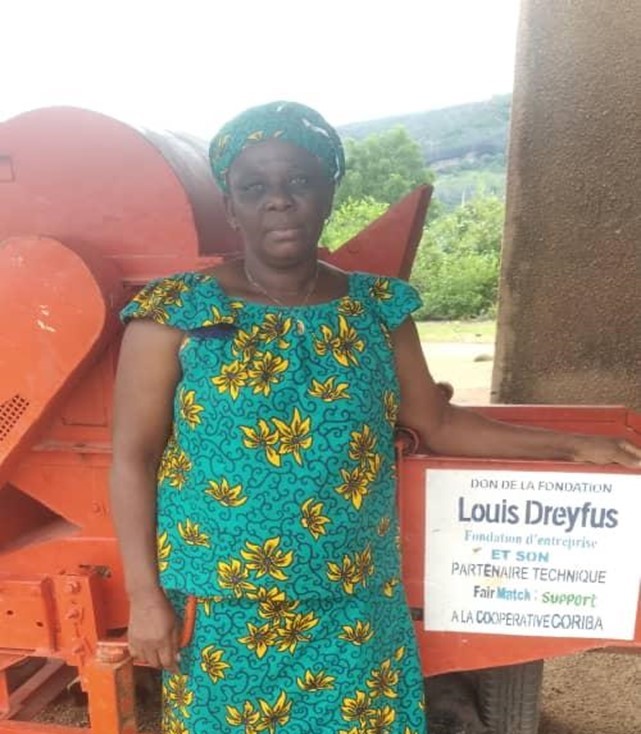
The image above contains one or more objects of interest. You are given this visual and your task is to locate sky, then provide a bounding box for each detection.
[1,0,520,137]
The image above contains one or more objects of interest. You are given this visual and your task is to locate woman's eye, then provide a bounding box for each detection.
[289,175,310,187]
[241,182,265,193]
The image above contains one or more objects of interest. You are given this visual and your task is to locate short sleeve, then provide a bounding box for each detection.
[120,274,196,329]
[366,275,423,330]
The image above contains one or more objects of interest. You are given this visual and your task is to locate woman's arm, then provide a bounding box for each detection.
[110,319,184,670]
[392,318,641,466]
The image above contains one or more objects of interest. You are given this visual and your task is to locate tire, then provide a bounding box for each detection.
[477,660,544,734]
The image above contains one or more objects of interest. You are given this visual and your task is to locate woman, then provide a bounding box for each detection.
[110,101,641,734]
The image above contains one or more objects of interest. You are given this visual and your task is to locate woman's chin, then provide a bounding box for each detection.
[260,236,317,265]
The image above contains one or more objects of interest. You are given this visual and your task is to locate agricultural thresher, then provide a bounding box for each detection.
[0,107,639,734]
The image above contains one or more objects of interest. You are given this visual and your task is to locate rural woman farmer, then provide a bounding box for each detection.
[110,101,641,734]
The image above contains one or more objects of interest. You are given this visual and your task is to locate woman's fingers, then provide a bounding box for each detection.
[613,439,641,467]
[127,589,182,671]
[129,634,180,672]
[139,644,162,670]
[157,636,180,673]
[575,435,641,467]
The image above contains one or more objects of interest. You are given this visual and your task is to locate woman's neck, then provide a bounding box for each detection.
[242,256,319,302]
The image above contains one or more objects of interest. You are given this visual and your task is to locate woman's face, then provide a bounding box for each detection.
[224,139,334,267]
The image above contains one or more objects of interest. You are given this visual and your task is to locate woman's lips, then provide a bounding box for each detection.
[267,227,304,241]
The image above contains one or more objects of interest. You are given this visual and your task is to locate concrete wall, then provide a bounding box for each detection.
[492,0,641,409]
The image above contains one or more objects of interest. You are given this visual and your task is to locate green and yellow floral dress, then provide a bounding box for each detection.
[120,270,427,734]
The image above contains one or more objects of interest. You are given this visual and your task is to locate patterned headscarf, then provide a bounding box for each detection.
[209,101,345,193]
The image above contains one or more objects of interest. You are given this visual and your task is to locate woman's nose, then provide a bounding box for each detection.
[264,185,294,210]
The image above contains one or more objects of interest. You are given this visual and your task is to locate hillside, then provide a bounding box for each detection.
[338,94,511,208]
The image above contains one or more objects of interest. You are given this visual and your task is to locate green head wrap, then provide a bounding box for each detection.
[209,101,345,193]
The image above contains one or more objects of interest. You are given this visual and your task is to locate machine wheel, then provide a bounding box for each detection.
[477,660,544,734]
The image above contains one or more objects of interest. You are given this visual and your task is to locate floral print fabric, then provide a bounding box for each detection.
[120,270,427,733]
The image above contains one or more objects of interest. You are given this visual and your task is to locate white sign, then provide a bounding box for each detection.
[425,469,641,640]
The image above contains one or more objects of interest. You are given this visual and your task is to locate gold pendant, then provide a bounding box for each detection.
[296,320,305,335]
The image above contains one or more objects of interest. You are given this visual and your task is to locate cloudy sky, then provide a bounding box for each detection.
[2,0,520,136]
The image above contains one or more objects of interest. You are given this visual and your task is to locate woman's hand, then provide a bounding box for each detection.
[128,587,181,673]
[391,319,641,467]
[571,435,641,468]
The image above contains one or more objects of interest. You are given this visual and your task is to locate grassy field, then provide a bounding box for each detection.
[415,320,496,343]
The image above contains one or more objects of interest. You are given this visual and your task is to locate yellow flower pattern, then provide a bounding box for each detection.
[177,519,211,548]
[238,622,277,659]
[383,391,399,426]
[339,620,375,646]
[240,419,281,467]
[326,544,375,595]
[157,433,193,490]
[130,277,189,323]
[121,272,426,733]
[257,691,293,733]
[271,408,313,466]
[232,325,262,361]
[300,498,331,540]
[179,389,204,429]
[217,558,255,598]
[274,611,319,654]
[370,278,393,301]
[212,360,248,400]
[157,530,172,572]
[367,659,400,698]
[205,478,248,507]
[200,644,230,684]
[251,586,300,622]
[246,352,289,396]
[240,409,312,467]
[313,316,365,367]
[241,537,294,581]
[338,297,365,316]
[333,423,383,511]
[296,670,336,692]
[202,303,240,327]
[308,376,351,401]
[163,674,194,718]
[226,700,261,733]
[258,313,293,348]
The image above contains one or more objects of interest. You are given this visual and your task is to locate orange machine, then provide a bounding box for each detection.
[1,108,640,734]
[0,107,430,733]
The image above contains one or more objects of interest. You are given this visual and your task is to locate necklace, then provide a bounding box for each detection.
[243,263,319,335]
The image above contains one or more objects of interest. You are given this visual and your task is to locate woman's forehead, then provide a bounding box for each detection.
[230,140,325,176]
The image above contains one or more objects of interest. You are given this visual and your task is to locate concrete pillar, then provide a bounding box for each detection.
[492,0,641,408]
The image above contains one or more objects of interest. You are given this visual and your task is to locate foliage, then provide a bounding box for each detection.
[334,127,433,208]
[323,112,508,319]
[321,197,389,250]
[434,168,506,209]
[411,196,505,320]
[339,95,511,168]
[338,94,511,210]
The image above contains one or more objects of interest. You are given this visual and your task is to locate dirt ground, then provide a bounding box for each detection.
[27,337,641,731]
[540,652,641,734]
[422,341,495,404]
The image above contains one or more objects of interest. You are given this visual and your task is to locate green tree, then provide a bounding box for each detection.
[411,195,505,319]
[320,197,389,250]
[335,127,434,207]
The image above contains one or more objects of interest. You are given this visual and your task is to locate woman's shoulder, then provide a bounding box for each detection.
[119,269,233,329]
[349,271,422,329]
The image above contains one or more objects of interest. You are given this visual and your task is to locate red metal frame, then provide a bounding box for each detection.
[398,405,641,676]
